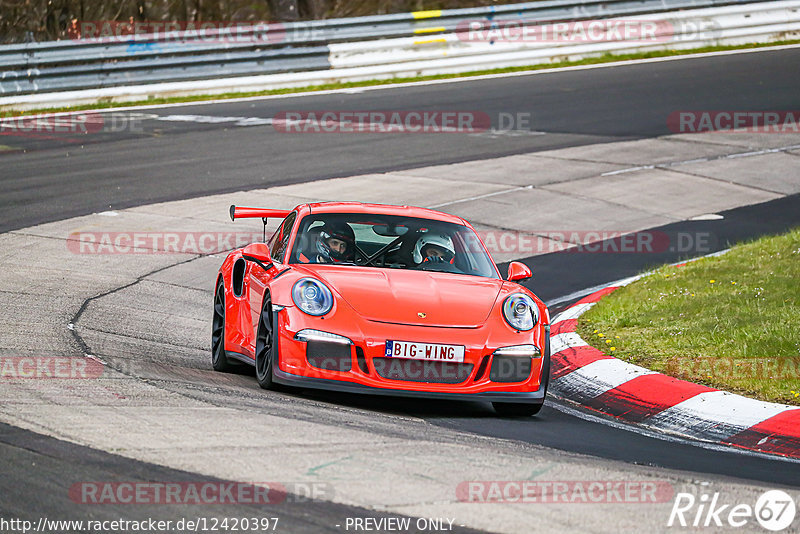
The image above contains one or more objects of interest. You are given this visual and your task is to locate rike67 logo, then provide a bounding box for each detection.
[668,490,796,531]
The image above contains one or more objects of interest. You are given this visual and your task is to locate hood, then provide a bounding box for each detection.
[300,266,503,328]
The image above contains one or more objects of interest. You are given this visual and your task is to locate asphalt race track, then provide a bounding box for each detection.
[2,47,800,232]
[2,47,800,532]
[0,423,488,534]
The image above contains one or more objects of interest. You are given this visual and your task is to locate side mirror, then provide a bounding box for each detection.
[507,261,532,282]
[242,243,277,273]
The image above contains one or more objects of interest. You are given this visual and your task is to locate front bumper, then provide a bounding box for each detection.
[271,307,550,404]
[272,365,547,403]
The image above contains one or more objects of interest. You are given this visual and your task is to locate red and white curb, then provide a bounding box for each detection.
[549,276,800,460]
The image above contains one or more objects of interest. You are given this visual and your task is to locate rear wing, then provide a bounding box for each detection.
[229,205,291,221]
[229,205,292,242]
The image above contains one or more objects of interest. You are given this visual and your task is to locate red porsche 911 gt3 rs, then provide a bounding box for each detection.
[212,202,550,415]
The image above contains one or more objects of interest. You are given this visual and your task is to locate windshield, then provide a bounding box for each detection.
[289,213,499,279]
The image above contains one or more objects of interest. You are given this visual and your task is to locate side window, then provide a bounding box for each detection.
[270,212,297,262]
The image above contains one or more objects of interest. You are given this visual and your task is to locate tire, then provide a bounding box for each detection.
[492,402,544,417]
[539,332,551,397]
[211,279,232,372]
[255,293,275,389]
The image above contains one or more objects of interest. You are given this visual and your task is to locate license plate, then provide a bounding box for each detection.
[384,340,465,363]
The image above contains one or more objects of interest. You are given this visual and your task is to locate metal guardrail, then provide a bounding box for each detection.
[329,3,800,68]
[0,0,783,96]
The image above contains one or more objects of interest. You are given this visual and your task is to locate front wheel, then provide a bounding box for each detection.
[255,293,275,389]
[492,402,543,416]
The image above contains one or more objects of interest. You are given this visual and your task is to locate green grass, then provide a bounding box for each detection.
[3,39,800,117]
[577,228,800,405]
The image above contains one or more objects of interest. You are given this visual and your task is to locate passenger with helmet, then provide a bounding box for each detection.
[301,222,356,263]
[413,232,456,266]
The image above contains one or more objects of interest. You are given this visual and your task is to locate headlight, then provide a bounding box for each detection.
[502,293,538,331]
[292,278,334,316]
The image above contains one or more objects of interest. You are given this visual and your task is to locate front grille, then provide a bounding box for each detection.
[306,340,352,372]
[372,357,473,384]
[489,355,533,383]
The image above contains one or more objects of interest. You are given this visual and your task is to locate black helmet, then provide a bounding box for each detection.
[316,222,355,262]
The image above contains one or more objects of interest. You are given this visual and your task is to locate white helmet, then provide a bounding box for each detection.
[413,232,455,263]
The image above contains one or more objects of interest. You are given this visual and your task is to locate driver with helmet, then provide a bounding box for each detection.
[413,232,456,265]
[301,222,356,264]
